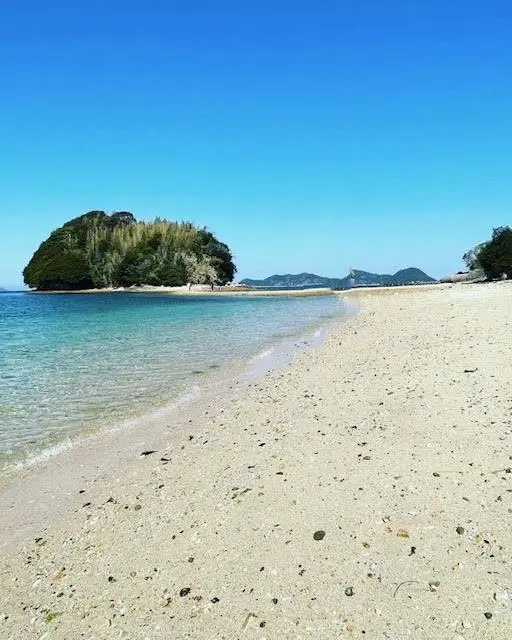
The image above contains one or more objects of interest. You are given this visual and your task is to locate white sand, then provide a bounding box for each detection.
[34,285,336,297]
[1,282,512,639]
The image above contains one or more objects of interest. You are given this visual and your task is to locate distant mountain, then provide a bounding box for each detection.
[240,268,436,289]
[241,272,342,288]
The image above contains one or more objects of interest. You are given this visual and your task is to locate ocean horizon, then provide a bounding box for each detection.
[0,291,348,468]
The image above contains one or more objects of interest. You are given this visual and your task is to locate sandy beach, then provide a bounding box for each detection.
[32,285,336,297]
[1,282,512,639]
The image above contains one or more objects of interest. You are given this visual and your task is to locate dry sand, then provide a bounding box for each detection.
[1,282,512,639]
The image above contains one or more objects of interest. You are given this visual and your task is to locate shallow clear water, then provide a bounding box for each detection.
[0,292,345,461]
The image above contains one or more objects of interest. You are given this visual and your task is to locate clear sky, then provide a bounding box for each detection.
[1,0,510,288]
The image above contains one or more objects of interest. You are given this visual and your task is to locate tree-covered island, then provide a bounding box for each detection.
[23,211,236,291]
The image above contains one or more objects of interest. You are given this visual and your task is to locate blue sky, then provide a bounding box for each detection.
[0,0,510,288]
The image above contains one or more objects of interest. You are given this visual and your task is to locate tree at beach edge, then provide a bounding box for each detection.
[463,226,512,280]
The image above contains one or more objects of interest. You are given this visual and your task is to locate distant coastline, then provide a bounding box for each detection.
[29,284,336,297]
[26,280,450,297]
[241,267,436,289]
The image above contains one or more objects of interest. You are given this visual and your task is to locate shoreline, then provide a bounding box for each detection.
[26,281,447,297]
[0,304,352,552]
[1,282,511,639]
[0,290,346,476]
[29,285,336,297]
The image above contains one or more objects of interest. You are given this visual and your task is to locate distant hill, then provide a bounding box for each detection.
[240,268,436,289]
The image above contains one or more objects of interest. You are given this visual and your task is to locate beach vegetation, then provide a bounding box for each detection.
[476,226,512,280]
[464,227,512,281]
[462,242,488,271]
[23,211,236,290]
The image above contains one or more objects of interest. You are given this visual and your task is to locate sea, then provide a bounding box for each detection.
[0,291,349,468]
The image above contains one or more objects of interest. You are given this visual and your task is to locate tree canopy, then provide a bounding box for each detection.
[462,242,488,272]
[463,226,512,280]
[475,227,512,280]
[23,211,236,291]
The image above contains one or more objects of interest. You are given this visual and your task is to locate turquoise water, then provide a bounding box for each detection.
[0,291,345,462]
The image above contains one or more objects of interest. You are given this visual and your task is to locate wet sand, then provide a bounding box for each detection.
[1,282,511,639]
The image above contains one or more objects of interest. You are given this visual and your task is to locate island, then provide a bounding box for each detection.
[23,211,236,291]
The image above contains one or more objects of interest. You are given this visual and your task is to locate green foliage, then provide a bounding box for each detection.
[23,225,94,291]
[476,227,512,280]
[23,211,237,290]
[197,229,236,285]
[462,242,488,271]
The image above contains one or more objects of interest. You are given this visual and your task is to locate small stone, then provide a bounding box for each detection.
[456,526,465,535]
[484,612,492,619]
[188,557,194,563]
[272,598,278,604]
[259,621,266,628]
[433,472,440,477]
[429,580,441,591]
[313,530,325,541]
[180,587,191,597]
[211,597,219,603]
[134,504,142,511]
[345,587,354,596]
[108,576,116,583]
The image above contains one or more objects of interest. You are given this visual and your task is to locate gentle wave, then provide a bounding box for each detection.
[251,347,276,361]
